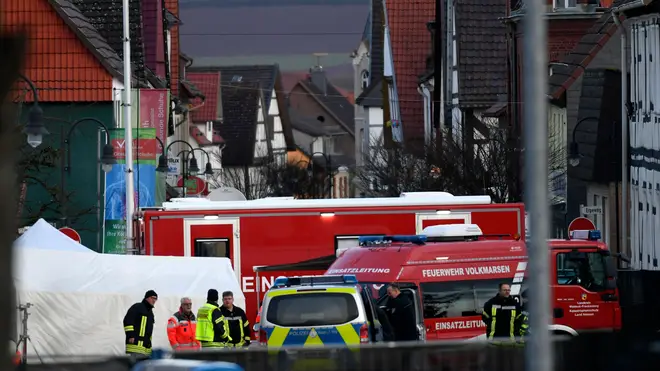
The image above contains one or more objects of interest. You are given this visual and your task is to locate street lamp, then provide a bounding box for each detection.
[155,140,199,175]
[568,116,600,167]
[64,117,116,174]
[17,73,49,148]
[188,147,215,176]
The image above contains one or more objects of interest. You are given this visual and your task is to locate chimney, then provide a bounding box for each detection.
[310,53,328,95]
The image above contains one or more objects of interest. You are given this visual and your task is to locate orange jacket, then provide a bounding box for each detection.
[167,309,200,350]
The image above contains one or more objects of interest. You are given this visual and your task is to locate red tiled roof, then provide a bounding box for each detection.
[187,72,221,122]
[189,125,211,145]
[281,71,307,93]
[386,0,435,140]
[189,125,224,146]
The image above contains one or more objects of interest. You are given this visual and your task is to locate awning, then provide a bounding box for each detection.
[253,255,336,273]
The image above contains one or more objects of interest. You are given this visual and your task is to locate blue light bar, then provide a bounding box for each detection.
[570,229,602,241]
[273,277,289,287]
[358,235,427,245]
[271,275,359,288]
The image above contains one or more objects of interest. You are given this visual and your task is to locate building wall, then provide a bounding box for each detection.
[20,103,114,252]
[353,41,370,166]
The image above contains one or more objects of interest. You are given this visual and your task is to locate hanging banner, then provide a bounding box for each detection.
[135,89,169,205]
[103,128,157,254]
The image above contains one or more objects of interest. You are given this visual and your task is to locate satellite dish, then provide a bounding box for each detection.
[206,187,247,201]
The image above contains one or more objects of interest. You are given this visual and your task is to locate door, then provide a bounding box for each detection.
[400,287,426,341]
[376,286,425,341]
[416,212,471,234]
[552,250,617,332]
[184,218,240,280]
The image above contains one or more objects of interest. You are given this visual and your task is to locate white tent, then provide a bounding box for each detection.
[13,249,245,357]
[14,219,94,253]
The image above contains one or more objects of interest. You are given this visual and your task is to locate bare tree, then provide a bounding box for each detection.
[209,154,326,200]
[356,117,566,204]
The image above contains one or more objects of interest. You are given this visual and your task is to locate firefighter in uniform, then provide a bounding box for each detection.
[481,283,523,344]
[195,289,231,348]
[123,290,157,356]
[167,297,201,350]
[220,291,251,347]
[517,290,530,344]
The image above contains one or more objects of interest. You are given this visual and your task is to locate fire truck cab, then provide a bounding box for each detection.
[326,224,622,340]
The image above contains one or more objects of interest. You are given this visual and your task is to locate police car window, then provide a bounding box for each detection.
[421,280,504,319]
[266,293,359,326]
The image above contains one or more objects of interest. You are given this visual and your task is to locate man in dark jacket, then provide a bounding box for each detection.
[196,289,231,347]
[482,283,523,342]
[385,284,418,341]
[220,291,251,347]
[123,290,157,356]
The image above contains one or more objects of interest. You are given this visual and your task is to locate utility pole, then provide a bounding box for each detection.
[522,0,552,370]
[122,0,136,254]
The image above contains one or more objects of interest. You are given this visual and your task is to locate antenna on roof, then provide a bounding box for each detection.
[312,53,328,69]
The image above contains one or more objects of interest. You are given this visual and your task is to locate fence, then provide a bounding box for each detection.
[22,333,660,371]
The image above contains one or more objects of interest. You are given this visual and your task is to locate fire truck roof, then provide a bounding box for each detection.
[160,192,494,211]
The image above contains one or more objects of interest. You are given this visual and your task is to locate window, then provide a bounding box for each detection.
[554,0,577,8]
[420,280,503,319]
[266,293,359,326]
[556,252,607,292]
[194,238,229,258]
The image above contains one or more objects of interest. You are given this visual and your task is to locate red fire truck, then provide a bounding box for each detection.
[326,225,622,340]
[135,192,525,326]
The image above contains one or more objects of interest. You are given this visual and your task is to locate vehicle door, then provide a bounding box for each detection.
[377,285,425,341]
[552,249,619,332]
[359,287,382,342]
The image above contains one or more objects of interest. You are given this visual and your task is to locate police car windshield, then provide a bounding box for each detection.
[266,292,359,327]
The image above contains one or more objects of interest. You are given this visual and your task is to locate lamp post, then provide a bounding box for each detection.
[307,152,332,198]
[568,116,600,167]
[16,73,48,148]
[60,117,116,227]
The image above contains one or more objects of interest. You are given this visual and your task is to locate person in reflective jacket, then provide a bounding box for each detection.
[167,297,200,350]
[124,290,157,356]
[195,289,231,348]
[517,290,530,342]
[220,291,251,347]
[481,283,523,342]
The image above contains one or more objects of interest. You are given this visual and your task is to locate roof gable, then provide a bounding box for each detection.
[297,77,355,136]
[385,0,435,139]
[49,0,124,80]
[215,82,260,167]
[187,72,221,122]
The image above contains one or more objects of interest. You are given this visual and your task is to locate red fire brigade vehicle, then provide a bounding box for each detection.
[134,192,525,327]
[326,225,622,340]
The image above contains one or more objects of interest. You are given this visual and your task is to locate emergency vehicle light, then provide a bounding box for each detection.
[570,229,601,241]
[272,275,358,287]
[422,224,483,238]
[358,235,428,245]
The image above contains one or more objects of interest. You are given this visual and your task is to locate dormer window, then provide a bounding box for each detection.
[554,0,577,8]
[361,70,370,89]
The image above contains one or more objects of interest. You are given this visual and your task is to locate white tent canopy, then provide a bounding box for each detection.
[14,219,94,253]
[14,249,245,357]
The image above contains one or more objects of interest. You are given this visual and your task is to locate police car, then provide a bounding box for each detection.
[257,275,384,348]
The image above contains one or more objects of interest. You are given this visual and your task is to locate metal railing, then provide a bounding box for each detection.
[21,333,660,371]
